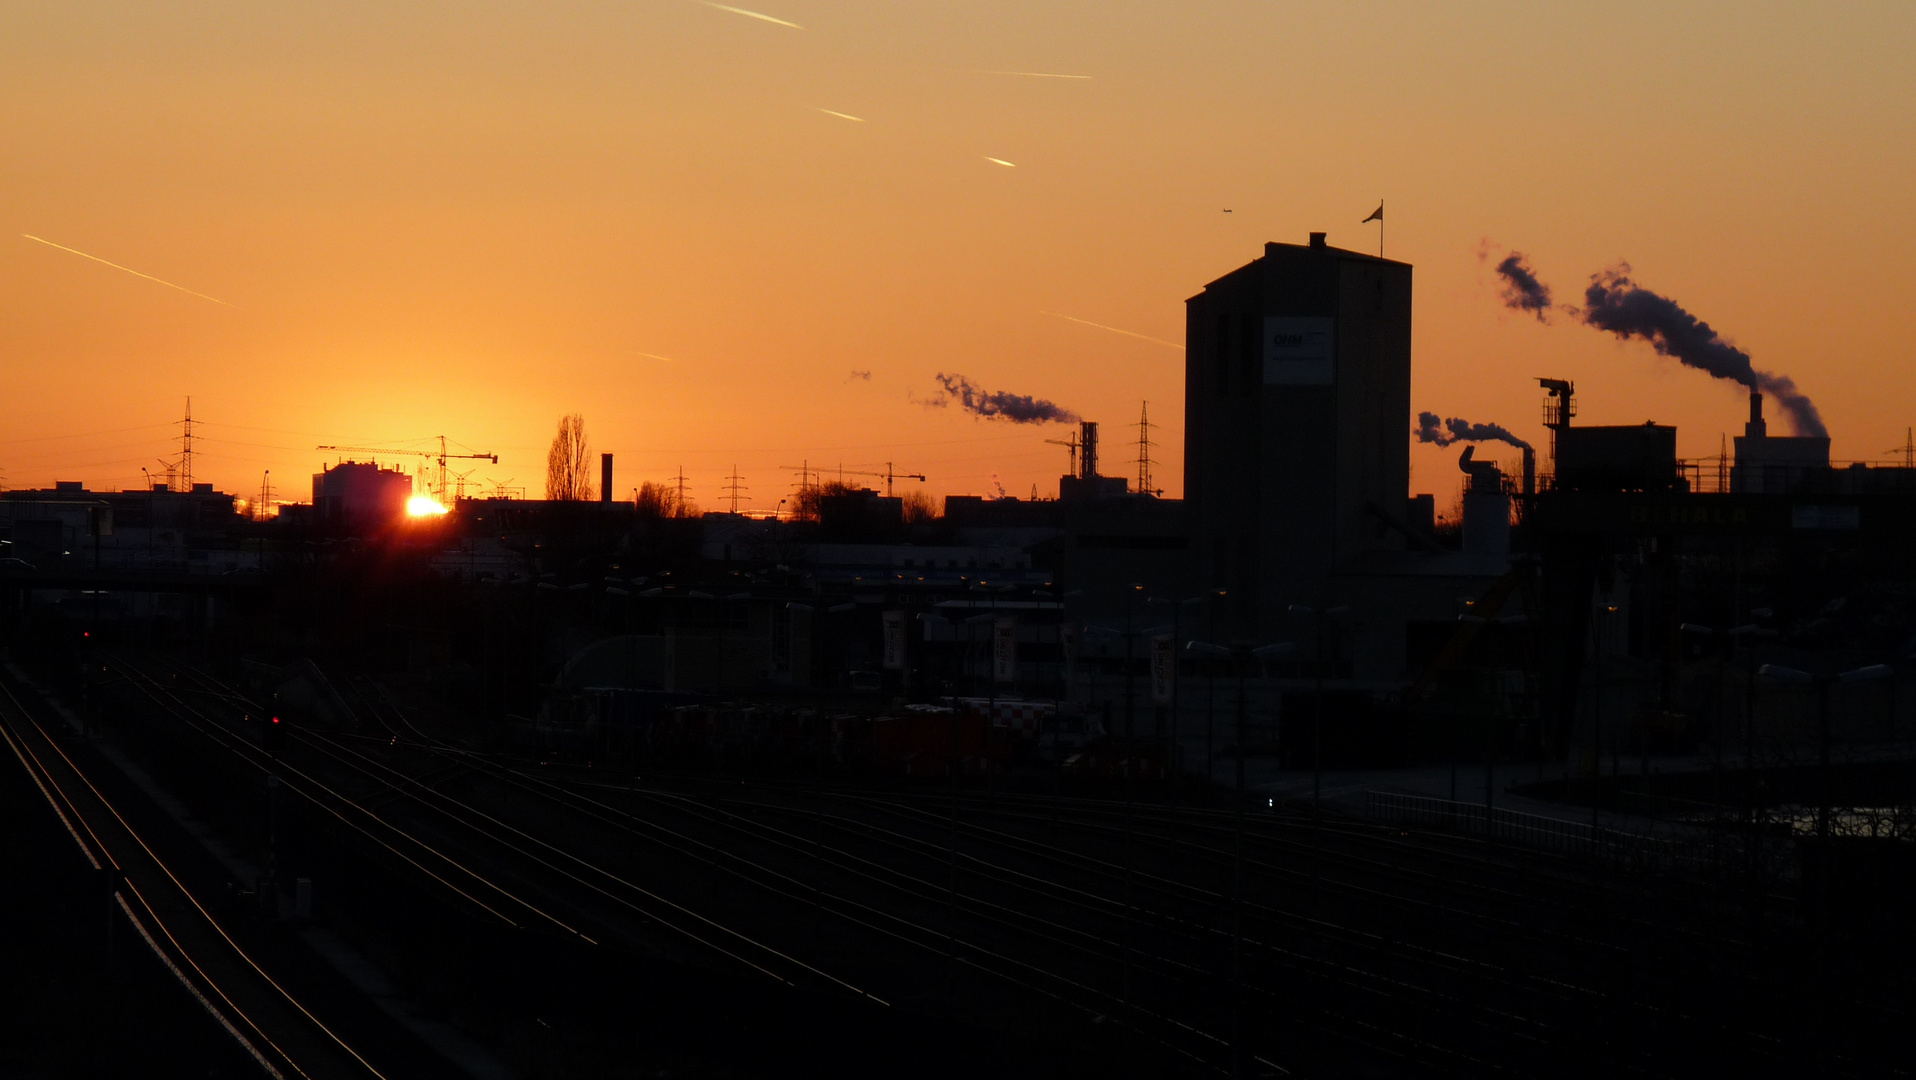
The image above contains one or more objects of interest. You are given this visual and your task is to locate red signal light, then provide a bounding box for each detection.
[271,716,280,724]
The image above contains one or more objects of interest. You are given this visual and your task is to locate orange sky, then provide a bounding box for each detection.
[5,2,1914,512]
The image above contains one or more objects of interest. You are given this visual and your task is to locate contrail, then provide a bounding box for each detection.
[812,108,866,122]
[635,351,680,364]
[703,3,802,28]
[1042,311,1184,351]
[985,157,1017,168]
[22,234,231,306]
[972,70,1092,79]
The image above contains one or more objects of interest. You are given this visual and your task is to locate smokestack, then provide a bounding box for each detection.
[1080,421,1099,480]
[1522,447,1536,496]
[1745,392,1766,439]
[600,453,613,503]
[1308,231,1327,250]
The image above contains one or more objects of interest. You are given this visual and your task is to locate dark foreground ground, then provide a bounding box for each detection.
[0,752,257,1079]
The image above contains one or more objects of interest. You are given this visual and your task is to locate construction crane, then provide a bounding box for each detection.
[1044,430,1081,476]
[316,435,498,504]
[779,461,926,498]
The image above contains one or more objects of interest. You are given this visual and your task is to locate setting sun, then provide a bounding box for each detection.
[405,496,448,517]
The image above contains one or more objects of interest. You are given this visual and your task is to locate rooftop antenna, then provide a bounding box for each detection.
[722,465,748,513]
[1134,400,1159,496]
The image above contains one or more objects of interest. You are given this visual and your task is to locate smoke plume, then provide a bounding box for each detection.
[1494,252,1554,321]
[1414,411,1533,451]
[931,373,1079,424]
[1581,265,1825,437]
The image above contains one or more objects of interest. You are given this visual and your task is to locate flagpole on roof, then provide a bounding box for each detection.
[1361,199,1385,258]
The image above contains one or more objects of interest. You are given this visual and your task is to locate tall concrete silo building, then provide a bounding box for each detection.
[1183,232,1414,634]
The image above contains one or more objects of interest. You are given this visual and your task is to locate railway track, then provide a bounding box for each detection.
[0,671,387,1080]
[98,652,1912,1077]
[118,655,1240,1074]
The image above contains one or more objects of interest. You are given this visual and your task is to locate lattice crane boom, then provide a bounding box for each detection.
[316,435,498,503]
[778,461,925,497]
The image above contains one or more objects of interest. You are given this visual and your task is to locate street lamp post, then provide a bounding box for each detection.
[1288,603,1352,815]
[1186,636,1291,1074]
[1459,612,1527,827]
[1205,590,1225,785]
[1122,584,1143,742]
[1147,594,1205,793]
[1727,614,1776,841]
[1756,662,1891,845]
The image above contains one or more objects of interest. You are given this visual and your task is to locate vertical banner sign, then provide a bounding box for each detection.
[1150,634,1175,705]
[1059,622,1078,696]
[992,616,1017,683]
[881,610,906,671]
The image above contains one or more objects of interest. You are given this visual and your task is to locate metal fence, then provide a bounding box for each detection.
[1362,790,1790,882]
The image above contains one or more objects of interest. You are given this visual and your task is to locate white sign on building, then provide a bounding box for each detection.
[1263,316,1334,385]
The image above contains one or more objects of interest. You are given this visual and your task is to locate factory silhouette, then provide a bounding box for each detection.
[5,234,1911,1077]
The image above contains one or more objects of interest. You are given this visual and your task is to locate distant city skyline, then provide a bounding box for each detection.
[5,3,1913,506]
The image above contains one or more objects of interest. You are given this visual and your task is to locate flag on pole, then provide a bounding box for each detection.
[1361,202,1384,223]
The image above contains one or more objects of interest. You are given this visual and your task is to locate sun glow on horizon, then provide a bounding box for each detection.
[406,495,449,517]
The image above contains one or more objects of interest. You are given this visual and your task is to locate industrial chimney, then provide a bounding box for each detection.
[600,453,613,503]
[1079,421,1099,480]
[1458,446,1511,556]
[1745,392,1767,440]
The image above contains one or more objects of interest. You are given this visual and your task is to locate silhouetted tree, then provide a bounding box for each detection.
[790,479,859,522]
[635,480,698,519]
[902,489,941,524]
[545,414,593,501]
